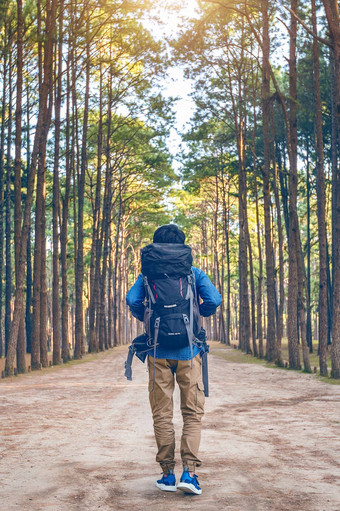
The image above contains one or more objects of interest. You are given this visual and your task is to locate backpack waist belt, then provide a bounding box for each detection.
[124,336,209,398]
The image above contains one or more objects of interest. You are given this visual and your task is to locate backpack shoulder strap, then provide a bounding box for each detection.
[184,271,196,364]
[143,275,156,304]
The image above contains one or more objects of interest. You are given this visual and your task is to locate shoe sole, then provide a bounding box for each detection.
[177,482,202,495]
[156,482,177,492]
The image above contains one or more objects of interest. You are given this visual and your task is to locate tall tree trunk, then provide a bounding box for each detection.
[98,78,113,351]
[25,66,32,356]
[272,141,284,367]
[107,231,113,349]
[32,78,53,370]
[60,45,71,363]
[0,43,7,358]
[5,0,57,376]
[321,0,340,377]
[221,166,231,345]
[246,219,257,357]
[225,37,250,353]
[213,172,225,343]
[31,0,43,370]
[40,177,48,367]
[238,132,251,353]
[5,48,13,357]
[312,0,328,376]
[306,138,313,352]
[330,50,337,345]
[261,0,276,362]
[74,23,90,359]
[98,201,110,351]
[287,0,301,370]
[14,0,26,373]
[32,160,43,369]
[252,108,264,358]
[226,180,231,346]
[220,222,226,344]
[88,62,103,353]
[52,0,64,366]
[112,178,122,347]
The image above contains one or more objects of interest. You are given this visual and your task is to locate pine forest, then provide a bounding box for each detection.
[0,0,340,381]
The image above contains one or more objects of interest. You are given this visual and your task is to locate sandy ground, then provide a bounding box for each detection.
[0,345,339,511]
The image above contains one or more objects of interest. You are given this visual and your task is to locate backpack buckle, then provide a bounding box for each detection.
[154,317,160,329]
[183,314,190,325]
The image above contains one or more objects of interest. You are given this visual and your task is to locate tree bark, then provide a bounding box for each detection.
[254,164,264,358]
[221,167,231,346]
[287,0,301,370]
[52,0,64,366]
[312,0,328,376]
[25,67,32,356]
[272,141,284,367]
[321,0,340,378]
[246,217,257,357]
[74,21,90,359]
[0,41,7,358]
[14,0,26,373]
[213,172,225,343]
[112,178,122,347]
[261,0,276,362]
[5,48,13,357]
[5,0,57,376]
[306,138,313,352]
[60,47,71,364]
[88,62,103,353]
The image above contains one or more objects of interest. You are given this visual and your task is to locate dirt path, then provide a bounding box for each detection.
[1,345,339,511]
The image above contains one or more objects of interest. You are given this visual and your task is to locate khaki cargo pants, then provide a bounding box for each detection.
[148,354,205,474]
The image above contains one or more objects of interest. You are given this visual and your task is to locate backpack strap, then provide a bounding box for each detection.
[183,314,193,365]
[152,317,161,385]
[185,273,196,367]
[124,344,135,381]
[143,275,156,339]
[201,350,209,397]
[143,275,156,304]
[125,333,158,381]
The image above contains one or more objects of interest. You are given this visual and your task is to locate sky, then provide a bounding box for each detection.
[146,0,202,171]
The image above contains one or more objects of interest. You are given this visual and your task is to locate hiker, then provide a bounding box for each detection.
[126,224,221,495]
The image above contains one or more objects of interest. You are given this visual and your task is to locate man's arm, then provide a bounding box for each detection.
[126,274,145,322]
[193,267,222,317]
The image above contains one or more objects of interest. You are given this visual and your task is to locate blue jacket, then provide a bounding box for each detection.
[126,266,221,360]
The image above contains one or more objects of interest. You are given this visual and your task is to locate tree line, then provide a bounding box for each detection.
[172,0,340,378]
[0,0,175,376]
[0,0,339,380]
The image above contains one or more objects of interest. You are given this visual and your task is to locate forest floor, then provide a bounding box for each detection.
[1,343,340,511]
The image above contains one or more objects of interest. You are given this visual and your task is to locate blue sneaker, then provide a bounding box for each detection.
[156,469,176,492]
[177,467,202,495]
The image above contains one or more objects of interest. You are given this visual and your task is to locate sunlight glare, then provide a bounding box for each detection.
[152,0,200,39]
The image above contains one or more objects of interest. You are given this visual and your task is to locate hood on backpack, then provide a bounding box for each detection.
[141,243,193,278]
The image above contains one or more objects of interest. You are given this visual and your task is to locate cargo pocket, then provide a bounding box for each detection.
[195,382,205,414]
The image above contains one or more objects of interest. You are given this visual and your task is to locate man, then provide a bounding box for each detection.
[126,224,221,495]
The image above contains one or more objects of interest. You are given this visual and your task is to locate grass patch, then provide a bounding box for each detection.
[209,340,340,385]
[318,375,340,385]
[0,346,124,383]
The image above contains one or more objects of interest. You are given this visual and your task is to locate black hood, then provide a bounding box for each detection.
[141,243,193,278]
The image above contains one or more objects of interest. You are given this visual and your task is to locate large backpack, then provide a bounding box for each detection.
[141,243,201,352]
[125,242,209,397]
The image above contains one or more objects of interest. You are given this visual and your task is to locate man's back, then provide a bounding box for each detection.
[126,224,221,496]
